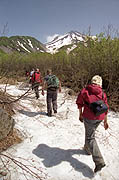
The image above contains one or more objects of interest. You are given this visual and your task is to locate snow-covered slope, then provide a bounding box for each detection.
[45,31,86,53]
[0,83,119,180]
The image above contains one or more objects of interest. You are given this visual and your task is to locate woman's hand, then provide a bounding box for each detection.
[104,115,109,130]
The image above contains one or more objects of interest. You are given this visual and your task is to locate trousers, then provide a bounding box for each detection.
[32,82,40,99]
[47,89,57,114]
[84,118,105,165]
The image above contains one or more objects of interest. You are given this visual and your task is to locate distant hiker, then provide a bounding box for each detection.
[25,70,30,80]
[25,70,30,77]
[29,68,35,84]
[76,75,109,173]
[31,68,42,99]
[42,69,61,117]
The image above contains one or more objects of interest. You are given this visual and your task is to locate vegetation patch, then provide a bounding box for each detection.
[0,89,23,152]
[0,32,119,112]
[0,129,22,152]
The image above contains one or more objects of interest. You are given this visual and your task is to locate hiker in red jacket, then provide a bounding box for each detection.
[76,75,109,173]
[31,68,42,99]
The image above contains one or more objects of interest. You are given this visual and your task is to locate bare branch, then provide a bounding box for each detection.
[0,22,9,36]
[0,153,49,180]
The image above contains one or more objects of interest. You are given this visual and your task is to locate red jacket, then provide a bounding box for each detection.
[31,72,42,83]
[76,84,109,120]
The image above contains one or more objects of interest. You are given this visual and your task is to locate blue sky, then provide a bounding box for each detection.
[0,0,119,43]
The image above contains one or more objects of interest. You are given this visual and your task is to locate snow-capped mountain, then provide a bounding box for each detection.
[45,31,86,53]
[0,32,96,54]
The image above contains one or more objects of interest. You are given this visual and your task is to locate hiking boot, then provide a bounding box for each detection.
[47,111,52,117]
[54,110,57,114]
[83,145,91,155]
[94,163,106,173]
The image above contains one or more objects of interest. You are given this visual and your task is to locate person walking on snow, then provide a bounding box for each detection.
[29,68,35,84]
[31,68,42,99]
[42,69,61,117]
[76,75,109,173]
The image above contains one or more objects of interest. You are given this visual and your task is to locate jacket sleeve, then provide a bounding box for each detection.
[76,89,85,109]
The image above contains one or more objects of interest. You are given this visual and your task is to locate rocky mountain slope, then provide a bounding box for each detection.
[0,36,47,54]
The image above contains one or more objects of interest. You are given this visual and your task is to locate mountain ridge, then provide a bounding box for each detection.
[0,36,47,54]
[0,31,94,54]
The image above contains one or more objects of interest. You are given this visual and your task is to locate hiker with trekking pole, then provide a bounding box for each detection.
[31,68,42,99]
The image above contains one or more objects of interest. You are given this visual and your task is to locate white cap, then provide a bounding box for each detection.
[91,75,102,87]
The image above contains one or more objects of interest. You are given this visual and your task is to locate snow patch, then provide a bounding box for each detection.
[28,39,33,48]
[17,41,30,52]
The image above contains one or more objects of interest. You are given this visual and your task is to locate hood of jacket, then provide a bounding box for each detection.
[86,84,102,96]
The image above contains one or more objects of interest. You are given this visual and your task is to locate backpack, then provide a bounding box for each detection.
[85,92,108,116]
[47,75,59,88]
[32,72,42,83]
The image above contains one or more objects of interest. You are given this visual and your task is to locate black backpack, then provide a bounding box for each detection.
[85,92,108,116]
